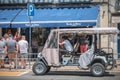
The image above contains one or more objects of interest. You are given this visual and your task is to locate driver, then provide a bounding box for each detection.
[59,36,73,53]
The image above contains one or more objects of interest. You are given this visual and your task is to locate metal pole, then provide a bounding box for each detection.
[16,54,18,70]
[29,16,32,52]
[29,16,32,69]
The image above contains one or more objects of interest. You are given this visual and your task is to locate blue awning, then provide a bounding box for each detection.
[0,9,22,28]
[0,6,99,28]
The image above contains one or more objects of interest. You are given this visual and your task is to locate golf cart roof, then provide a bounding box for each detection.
[51,27,119,34]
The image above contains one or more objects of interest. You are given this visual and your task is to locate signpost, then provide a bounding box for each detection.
[27,3,34,16]
[27,3,34,68]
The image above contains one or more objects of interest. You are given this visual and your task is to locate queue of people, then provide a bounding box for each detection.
[0,31,28,69]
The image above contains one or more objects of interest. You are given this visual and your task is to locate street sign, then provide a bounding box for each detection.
[27,3,34,16]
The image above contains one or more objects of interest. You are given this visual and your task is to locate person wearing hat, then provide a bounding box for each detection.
[0,36,6,68]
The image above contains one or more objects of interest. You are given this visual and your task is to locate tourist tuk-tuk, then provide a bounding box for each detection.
[32,28,118,76]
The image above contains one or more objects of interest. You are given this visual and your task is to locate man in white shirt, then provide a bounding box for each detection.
[18,35,28,69]
[59,36,73,53]
[59,36,73,63]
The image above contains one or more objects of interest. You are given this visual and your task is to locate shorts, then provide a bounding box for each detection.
[7,53,16,59]
[0,53,5,59]
[20,53,28,58]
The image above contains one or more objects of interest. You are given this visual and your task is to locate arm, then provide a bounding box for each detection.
[59,41,65,46]
[16,43,19,53]
[26,41,28,49]
[4,45,7,53]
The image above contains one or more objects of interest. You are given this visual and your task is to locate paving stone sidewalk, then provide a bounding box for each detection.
[52,59,120,72]
[0,60,120,73]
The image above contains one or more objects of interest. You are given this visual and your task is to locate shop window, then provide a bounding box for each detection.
[32,28,50,46]
[115,0,120,11]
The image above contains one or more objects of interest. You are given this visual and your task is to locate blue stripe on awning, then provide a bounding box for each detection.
[0,9,22,28]
[0,6,99,28]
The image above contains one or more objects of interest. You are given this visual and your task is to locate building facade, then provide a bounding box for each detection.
[110,0,120,59]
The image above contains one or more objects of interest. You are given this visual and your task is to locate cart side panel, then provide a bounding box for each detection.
[42,48,59,66]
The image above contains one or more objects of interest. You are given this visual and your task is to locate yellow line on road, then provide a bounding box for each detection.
[0,71,27,76]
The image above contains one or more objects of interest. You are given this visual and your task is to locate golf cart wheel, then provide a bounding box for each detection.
[32,62,47,75]
[90,63,105,77]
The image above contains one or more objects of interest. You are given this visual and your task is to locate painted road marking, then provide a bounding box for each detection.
[17,71,29,76]
[0,71,29,76]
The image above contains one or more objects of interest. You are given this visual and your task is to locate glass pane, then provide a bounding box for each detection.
[48,31,58,48]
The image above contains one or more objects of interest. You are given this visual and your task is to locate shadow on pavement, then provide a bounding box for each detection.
[32,71,115,77]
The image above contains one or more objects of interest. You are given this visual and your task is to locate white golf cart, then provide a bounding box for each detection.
[32,28,119,76]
